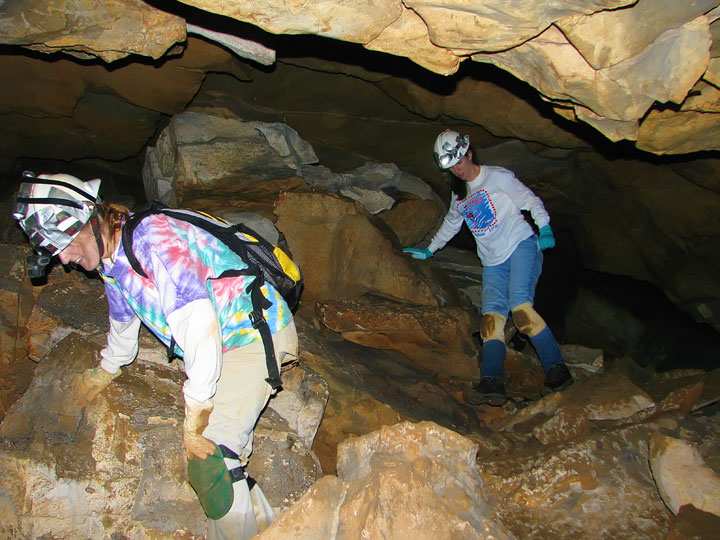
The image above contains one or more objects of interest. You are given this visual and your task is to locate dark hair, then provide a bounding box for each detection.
[447,147,481,200]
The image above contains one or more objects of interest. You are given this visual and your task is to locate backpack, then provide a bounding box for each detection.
[120,201,303,390]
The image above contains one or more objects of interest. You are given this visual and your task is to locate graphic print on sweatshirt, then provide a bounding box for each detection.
[458,190,497,236]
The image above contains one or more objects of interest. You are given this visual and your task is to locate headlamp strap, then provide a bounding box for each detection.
[89,210,105,259]
[22,177,97,203]
[16,196,84,210]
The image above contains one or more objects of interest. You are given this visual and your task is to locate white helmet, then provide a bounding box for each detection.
[433,129,470,169]
[13,171,101,255]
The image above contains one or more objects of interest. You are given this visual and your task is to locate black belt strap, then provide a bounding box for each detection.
[219,445,257,489]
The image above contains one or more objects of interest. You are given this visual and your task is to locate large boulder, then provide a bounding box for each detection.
[275,189,463,307]
[257,420,515,540]
[315,299,480,381]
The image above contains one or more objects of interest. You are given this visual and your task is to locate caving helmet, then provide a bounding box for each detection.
[433,129,470,169]
[12,171,102,278]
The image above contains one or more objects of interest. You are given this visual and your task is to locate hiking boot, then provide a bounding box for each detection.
[474,376,506,396]
[465,376,507,406]
[542,364,573,395]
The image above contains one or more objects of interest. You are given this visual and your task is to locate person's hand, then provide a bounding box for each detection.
[537,225,555,251]
[402,247,433,260]
[183,399,216,460]
[71,367,120,406]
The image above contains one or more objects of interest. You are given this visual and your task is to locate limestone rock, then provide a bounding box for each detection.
[378,193,443,247]
[0,37,247,163]
[475,19,711,125]
[0,333,206,539]
[431,246,484,310]
[649,431,720,516]
[664,504,720,540]
[186,24,276,66]
[364,7,460,75]
[144,110,311,216]
[265,363,329,452]
[0,0,186,62]
[440,77,590,149]
[2,0,720,155]
[551,151,720,335]
[561,344,605,379]
[303,161,446,220]
[339,185,395,214]
[405,0,632,52]
[258,421,515,540]
[274,189,463,306]
[297,317,482,474]
[479,423,672,539]
[2,90,161,162]
[192,0,403,44]
[637,108,720,155]
[557,0,718,69]
[0,246,37,422]
[473,16,711,149]
[0,332,324,538]
[497,367,655,446]
[315,299,480,380]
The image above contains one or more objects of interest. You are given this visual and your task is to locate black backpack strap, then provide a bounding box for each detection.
[121,200,169,279]
[247,274,282,390]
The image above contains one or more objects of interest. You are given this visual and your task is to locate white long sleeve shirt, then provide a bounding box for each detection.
[428,165,550,266]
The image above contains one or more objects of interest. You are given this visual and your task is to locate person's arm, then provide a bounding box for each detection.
[136,221,225,460]
[99,316,141,374]
[427,195,463,254]
[499,170,555,249]
[499,170,550,229]
[166,299,222,461]
[165,299,223,404]
[71,293,140,406]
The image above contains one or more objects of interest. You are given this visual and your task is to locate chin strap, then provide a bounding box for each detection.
[88,208,106,261]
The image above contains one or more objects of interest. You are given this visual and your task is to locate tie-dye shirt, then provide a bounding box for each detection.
[100,213,293,356]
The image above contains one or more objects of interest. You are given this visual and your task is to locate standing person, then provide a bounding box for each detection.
[13,171,298,539]
[404,130,572,399]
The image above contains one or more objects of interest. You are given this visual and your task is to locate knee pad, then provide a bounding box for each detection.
[480,312,506,342]
[187,444,234,520]
[511,302,547,337]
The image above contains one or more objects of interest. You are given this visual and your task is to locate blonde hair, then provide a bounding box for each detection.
[96,201,131,236]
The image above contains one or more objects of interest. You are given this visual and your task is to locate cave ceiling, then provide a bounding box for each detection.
[1,0,720,167]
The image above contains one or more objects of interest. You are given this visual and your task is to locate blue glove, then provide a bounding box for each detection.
[403,247,433,260]
[537,225,555,251]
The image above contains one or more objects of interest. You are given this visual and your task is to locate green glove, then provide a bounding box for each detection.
[403,247,433,260]
[537,225,555,251]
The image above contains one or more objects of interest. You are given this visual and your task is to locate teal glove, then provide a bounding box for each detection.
[537,225,555,250]
[403,247,433,260]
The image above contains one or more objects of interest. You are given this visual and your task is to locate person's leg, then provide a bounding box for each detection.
[480,261,510,381]
[507,237,570,391]
[203,322,298,540]
[507,235,542,311]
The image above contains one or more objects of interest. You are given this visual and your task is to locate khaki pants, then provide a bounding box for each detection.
[203,321,298,540]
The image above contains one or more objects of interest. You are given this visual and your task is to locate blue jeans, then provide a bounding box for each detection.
[480,235,545,379]
[481,235,542,317]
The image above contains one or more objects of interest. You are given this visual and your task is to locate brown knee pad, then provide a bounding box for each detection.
[511,302,547,337]
[480,312,506,342]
